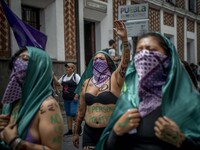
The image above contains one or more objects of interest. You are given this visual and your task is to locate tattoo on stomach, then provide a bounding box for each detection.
[88,115,111,124]
[87,105,115,113]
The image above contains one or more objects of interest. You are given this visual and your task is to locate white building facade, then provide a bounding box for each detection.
[0,0,200,76]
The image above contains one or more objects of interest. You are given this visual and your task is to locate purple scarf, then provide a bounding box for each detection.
[2,58,28,104]
[92,58,111,88]
[134,50,170,117]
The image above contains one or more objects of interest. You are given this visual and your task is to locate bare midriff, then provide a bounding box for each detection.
[84,103,116,128]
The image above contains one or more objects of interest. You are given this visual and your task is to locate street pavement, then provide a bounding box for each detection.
[62,134,82,150]
[62,124,83,150]
[57,96,83,150]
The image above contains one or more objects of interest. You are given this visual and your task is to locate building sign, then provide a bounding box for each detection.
[125,19,149,37]
[118,3,148,20]
[85,0,107,13]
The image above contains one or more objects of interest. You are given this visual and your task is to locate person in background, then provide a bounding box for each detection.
[197,61,200,82]
[58,63,81,136]
[190,63,198,79]
[107,39,121,66]
[73,20,130,150]
[107,39,116,59]
[197,62,200,89]
[0,46,64,150]
[96,32,200,150]
[181,60,199,90]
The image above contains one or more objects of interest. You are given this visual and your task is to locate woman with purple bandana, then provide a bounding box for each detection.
[95,32,200,150]
[73,20,131,150]
[0,47,64,150]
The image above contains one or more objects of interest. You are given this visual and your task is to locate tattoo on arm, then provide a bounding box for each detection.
[123,51,130,65]
[50,114,63,144]
[117,117,129,128]
[40,103,58,115]
[118,47,130,79]
[123,41,129,47]
[119,66,126,78]
[161,126,185,147]
[40,106,46,114]
[121,41,130,62]
[74,103,85,135]
[48,104,56,111]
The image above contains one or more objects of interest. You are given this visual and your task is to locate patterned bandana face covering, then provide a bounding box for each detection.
[2,58,28,104]
[134,49,170,117]
[92,58,111,88]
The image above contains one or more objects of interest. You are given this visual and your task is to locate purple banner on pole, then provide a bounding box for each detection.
[0,0,47,50]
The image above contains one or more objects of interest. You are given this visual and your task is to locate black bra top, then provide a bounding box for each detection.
[85,78,118,106]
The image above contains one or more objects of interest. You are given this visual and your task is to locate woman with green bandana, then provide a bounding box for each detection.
[0,46,64,150]
[95,32,200,150]
[73,20,130,150]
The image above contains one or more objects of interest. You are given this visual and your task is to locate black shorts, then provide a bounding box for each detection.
[82,123,105,147]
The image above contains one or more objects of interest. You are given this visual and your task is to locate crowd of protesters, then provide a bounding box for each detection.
[0,21,200,150]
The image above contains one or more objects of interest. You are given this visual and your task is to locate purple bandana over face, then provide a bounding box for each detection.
[134,49,170,117]
[92,58,111,88]
[2,58,28,104]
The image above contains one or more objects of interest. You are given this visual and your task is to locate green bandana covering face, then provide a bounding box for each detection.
[75,50,116,95]
[1,46,53,148]
[95,33,200,150]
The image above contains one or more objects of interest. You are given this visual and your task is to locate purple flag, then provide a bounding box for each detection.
[0,0,47,50]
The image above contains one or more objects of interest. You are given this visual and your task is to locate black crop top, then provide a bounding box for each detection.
[85,78,118,106]
[104,107,200,150]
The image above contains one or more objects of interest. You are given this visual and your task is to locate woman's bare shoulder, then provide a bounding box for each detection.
[82,78,90,88]
[79,78,91,95]
[39,96,60,112]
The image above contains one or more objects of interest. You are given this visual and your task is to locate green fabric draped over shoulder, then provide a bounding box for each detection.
[75,50,116,95]
[95,33,200,150]
[1,46,53,148]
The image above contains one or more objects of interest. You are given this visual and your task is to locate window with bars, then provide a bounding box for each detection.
[21,5,40,30]
[166,0,176,6]
[188,0,197,13]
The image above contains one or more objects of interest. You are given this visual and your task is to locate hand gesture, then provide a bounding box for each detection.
[2,123,18,144]
[113,108,140,136]
[73,134,79,149]
[74,94,79,101]
[0,114,10,132]
[113,20,128,41]
[154,116,185,147]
